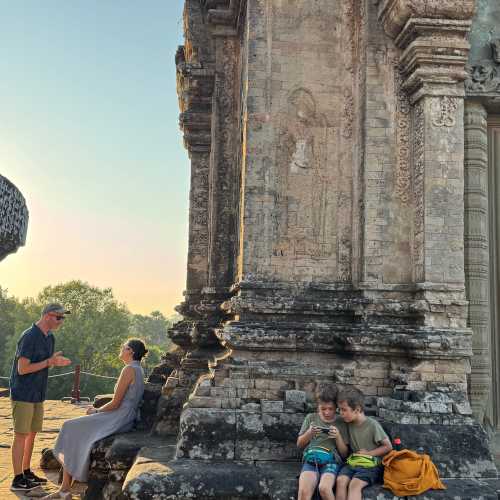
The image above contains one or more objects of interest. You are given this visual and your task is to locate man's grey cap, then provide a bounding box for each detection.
[42,303,71,315]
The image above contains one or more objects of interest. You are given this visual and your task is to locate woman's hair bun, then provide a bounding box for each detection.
[126,338,148,361]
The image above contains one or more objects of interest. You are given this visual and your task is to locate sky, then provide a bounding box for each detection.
[0,1,190,316]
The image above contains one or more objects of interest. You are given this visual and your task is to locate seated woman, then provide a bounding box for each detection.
[44,339,147,499]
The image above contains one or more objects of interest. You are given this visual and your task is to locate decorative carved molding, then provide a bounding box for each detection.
[412,102,425,283]
[0,175,28,262]
[394,63,411,205]
[375,0,476,40]
[431,96,458,127]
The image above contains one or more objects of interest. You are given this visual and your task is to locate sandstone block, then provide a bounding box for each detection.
[187,396,222,409]
[284,390,306,412]
[177,408,236,460]
[261,400,284,413]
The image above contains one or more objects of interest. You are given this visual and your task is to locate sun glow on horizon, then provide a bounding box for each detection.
[0,2,189,316]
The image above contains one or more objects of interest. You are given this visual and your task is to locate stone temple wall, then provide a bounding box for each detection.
[0,174,28,261]
[130,0,499,497]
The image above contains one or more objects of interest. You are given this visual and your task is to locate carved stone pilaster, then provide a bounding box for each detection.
[206,36,240,294]
[158,0,221,436]
[464,101,491,423]
[0,175,28,261]
[375,0,475,329]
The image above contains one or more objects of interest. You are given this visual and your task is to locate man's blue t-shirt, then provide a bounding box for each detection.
[9,324,55,403]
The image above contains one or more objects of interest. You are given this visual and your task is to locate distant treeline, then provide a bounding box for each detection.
[0,280,177,400]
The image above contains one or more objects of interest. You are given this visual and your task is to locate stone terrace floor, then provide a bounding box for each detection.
[0,397,87,499]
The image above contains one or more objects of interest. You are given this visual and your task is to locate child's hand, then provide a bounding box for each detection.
[356,449,371,455]
[328,426,339,439]
[310,425,321,437]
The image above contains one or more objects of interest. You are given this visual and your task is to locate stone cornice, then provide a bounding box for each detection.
[397,19,471,98]
[376,0,476,40]
[376,0,476,99]
[176,46,215,154]
[201,0,246,36]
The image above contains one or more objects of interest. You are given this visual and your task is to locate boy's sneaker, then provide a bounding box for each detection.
[10,476,38,491]
[24,469,48,484]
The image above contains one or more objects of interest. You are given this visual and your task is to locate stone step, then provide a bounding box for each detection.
[85,431,177,499]
[122,458,500,500]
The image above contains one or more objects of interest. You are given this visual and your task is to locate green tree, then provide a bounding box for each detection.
[36,281,131,399]
[129,310,173,348]
[0,289,39,385]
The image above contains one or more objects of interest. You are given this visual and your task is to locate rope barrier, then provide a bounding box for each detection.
[1,365,120,404]
[0,370,118,381]
[80,371,118,380]
[48,371,75,378]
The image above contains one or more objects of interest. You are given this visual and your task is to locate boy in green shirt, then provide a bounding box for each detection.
[336,388,392,500]
[297,383,349,500]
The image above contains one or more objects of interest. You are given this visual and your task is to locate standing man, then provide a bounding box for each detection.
[10,303,72,492]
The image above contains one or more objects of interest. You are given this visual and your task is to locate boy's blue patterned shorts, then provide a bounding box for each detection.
[301,461,340,476]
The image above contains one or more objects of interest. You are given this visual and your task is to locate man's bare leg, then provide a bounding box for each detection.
[22,431,37,471]
[12,432,28,476]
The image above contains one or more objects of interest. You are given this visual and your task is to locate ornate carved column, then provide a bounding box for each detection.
[156,0,244,436]
[0,175,28,261]
[154,0,218,436]
[377,0,475,328]
[464,101,491,422]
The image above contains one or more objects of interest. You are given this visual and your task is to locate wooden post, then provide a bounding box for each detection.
[71,364,81,403]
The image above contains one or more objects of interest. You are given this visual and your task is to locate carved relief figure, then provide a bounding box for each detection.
[275,88,335,260]
[466,40,500,94]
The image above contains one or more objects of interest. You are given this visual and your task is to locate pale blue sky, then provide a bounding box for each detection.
[0,1,190,315]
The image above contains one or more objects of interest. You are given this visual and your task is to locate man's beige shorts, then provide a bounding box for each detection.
[11,400,44,434]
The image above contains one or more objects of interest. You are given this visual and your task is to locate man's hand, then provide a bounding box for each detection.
[48,351,71,367]
[86,406,98,415]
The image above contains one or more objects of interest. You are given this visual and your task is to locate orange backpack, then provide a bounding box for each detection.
[382,449,446,497]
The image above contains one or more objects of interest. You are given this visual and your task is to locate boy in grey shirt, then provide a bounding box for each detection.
[336,388,392,500]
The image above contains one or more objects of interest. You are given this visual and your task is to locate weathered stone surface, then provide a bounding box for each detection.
[378,422,497,479]
[123,458,498,500]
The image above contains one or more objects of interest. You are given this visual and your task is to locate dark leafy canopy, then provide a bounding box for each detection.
[0,281,173,400]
